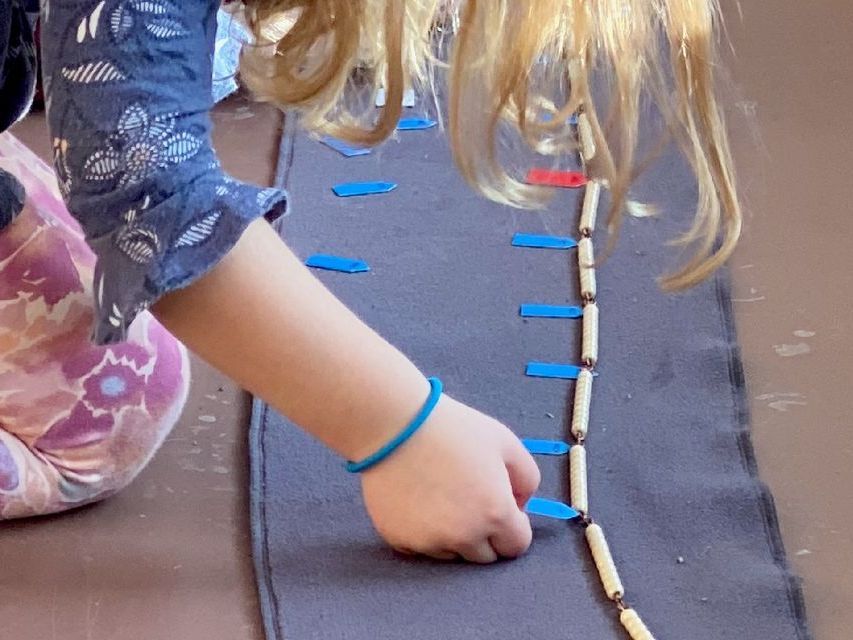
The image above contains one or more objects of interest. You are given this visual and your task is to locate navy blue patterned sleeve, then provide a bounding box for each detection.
[41,0,287,343]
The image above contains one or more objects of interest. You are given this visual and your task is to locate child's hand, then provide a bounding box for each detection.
[360,395,541,563]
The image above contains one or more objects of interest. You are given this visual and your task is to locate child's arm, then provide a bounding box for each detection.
[41,1,538,563]
[155,218,540,563]
[155,218,431,462]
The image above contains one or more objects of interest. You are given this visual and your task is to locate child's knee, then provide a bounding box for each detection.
[0,322,190,520]
[1,387,187,519]
[44,332,189,500]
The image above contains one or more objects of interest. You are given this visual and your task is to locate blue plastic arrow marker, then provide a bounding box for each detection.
[539,113,579,126]
[522,439,571,456]
[305,255,370,274]
[512,233,578,250]
[526,362,583,380]
[520,304,583,319]
[320,137,372,157]
[397,117,437,131]
[525,498,580,521]
[332,181,397,198]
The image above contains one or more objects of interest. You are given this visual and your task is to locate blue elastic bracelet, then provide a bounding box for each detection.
[345,377,443,473]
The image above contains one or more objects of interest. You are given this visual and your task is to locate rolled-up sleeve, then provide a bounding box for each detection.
[41,0,287,343]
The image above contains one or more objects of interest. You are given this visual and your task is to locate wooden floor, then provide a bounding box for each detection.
[724,2,853,637]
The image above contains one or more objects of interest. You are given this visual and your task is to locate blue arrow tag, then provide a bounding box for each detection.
[512,233,578,250]
[525,498,580,521]
[540,113,579,126]
[305,255,370,273]
[526,362,584,380]
[397,117,437,131]
[522,439,571,456]
[520,304,583,319]
[320,137,372,157]
[332,181,397,198]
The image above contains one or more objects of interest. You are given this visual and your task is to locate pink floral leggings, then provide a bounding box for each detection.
[0,133,190,519]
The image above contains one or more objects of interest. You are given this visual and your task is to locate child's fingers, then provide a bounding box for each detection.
[424,549,459,562]
[393,546,416,556]
[503,433,542,508]
[455,540,499,564]
[489,500,533,559]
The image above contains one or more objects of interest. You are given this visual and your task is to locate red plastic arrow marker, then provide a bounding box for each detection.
[525,168,587,189]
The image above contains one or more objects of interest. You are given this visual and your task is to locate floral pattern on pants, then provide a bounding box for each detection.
[0,133,189,519]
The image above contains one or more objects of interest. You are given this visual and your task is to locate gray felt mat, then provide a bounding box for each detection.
[249,117,809,640]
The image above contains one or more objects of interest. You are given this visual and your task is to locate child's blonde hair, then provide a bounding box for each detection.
[240,0,740,288]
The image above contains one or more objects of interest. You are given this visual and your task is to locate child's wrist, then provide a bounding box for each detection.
[345,377,443,473]
[336,373,433,462]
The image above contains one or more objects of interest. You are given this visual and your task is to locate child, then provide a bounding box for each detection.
[0,0,738,565]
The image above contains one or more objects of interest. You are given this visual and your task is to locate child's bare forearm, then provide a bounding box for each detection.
[154,219,429,460]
